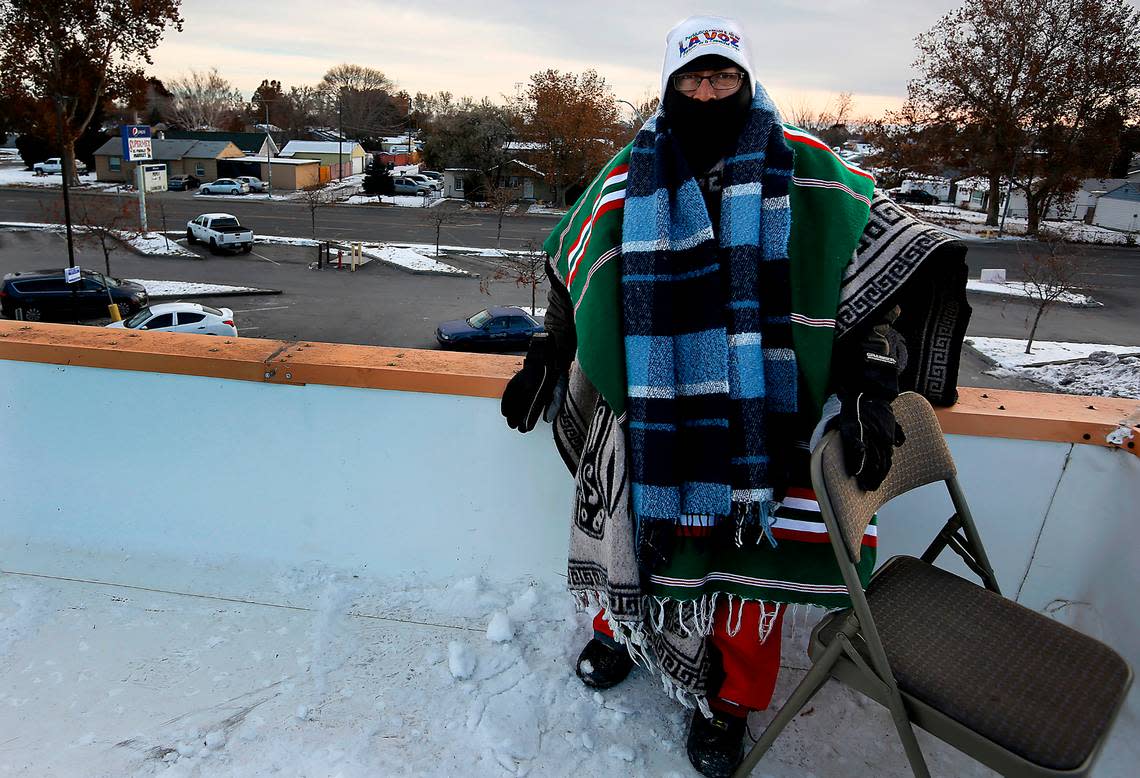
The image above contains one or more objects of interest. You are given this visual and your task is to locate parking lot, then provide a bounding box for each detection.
[0,228,549,350]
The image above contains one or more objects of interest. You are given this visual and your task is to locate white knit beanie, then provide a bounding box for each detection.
[660,16,756,101]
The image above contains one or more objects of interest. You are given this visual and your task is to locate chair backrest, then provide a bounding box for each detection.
[812,392,956,562]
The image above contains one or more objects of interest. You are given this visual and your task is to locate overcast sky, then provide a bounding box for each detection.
[151,0,963,118]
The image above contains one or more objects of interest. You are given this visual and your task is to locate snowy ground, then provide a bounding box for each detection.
[967,337,1140,399]
[358,246,466,275]
[965,279,1101,307]
[344,194,446,208]
[0,166,124,192]
[526,204,567,216]
[123,232,199,258]
[905,204,1135,245]
[1,566,1057,778]
[127,280,276,299]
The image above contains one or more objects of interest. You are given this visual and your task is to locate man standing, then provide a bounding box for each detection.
[502,16,970,777]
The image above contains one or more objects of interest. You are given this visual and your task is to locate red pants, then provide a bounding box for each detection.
[593,599,785,715]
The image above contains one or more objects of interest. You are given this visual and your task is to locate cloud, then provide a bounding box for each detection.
[151,0,958,113]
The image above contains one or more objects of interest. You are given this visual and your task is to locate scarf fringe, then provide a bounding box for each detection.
[571,589,830,718]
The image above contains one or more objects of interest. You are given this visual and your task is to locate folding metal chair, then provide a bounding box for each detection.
[734,392,1133,777]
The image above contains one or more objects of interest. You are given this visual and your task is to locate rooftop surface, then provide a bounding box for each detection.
[1,322,1137,777]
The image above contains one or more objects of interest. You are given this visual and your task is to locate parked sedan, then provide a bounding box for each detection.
[107,302,237,336]
[199,178,249,195]
[168,174,200,191]
[235,176,265,193]
[392,176,433,195]
[436,306,543,351]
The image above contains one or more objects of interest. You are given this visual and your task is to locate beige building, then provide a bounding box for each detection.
[93,138,244,184]
[279,140,367,179]
[228,156,321,191]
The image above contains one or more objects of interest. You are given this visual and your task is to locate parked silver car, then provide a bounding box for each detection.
[199,178,249,195]
[235,176,265,193]
[392,176,433,195]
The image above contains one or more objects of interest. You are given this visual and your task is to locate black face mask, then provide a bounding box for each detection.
[663,78,752,174]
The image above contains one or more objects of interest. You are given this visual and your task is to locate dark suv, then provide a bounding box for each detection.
[894,189,940,205]
[1,269,149,322]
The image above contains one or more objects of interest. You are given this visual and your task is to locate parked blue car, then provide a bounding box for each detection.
[435,306,543,350]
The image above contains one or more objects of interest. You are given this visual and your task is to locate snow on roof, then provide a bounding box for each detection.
[280,141,365,156]
[505,159,544,177]
[1101,182,1140,202]
[232,155,318,166]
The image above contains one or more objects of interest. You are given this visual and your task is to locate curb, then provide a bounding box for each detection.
[148,289,282,301]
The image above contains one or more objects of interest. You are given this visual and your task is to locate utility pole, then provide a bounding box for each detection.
[53,96,76,270]
[338,89,344,180]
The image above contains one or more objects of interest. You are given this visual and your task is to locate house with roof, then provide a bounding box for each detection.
[163,130,279,159]
[279,140,367,179]
[1091,182,1140,233]
[92,137,245,184]
[491,159,554,202]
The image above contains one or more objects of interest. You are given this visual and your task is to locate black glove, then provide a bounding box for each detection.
[827,393,905,491]
[829,311,906,490]
[501,334,562,433]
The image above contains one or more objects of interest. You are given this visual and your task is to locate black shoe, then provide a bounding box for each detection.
[574,638,634,689]
[686,709,746,778]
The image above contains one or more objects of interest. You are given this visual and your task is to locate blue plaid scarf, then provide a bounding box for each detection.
[621,89,798,533]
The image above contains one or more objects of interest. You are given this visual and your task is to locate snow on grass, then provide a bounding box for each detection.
[121,231,199,257]
[966,279,1101,307]
[0,167,122,191]
[905,203,1136,245]
[526,204,567,216]
[345,194,447,208]
[127,279,274,297]
[968,336,1140,399]
[359,245,467,275]
[0,221,197,257]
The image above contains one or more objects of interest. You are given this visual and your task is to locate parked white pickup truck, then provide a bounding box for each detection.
[185,213,254,254]
[33,157,87,175]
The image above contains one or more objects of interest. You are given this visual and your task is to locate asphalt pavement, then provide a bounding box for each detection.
[0,185,557,251]
[2,183,1139,393]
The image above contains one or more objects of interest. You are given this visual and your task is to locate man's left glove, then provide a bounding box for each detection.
[501,334,562,433]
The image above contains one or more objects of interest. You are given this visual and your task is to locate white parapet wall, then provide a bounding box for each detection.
[1,353,1138,674]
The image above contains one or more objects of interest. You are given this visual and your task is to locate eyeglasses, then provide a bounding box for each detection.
[672,71,744,94]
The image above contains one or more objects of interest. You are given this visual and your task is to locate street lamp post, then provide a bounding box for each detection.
[616,99,645,126]
[264,100,273,199]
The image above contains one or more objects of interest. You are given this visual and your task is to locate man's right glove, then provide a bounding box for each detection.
[501,333,562,433]
[828,310,907,491]
[827,393,906,491]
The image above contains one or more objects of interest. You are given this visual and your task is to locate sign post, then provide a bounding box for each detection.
[121,125,153,233]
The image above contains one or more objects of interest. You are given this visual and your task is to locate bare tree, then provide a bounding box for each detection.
[1019,235,1090,354]
[167,68,244,130]
[420,207,459,258]
[485,183,518,249]
[43,193,134,275]
[297,184,333,239]
[479,240,548,316]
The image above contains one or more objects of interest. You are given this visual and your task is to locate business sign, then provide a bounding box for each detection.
[64,266,81,284]
[141,163,167,192]
[120,125,152,162]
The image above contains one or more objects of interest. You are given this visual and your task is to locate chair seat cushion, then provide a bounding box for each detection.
[817,556,1130,771]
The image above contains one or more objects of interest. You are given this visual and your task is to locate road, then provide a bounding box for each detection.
[3,184,1138,376]
[0,186,557,251]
